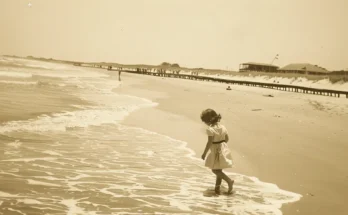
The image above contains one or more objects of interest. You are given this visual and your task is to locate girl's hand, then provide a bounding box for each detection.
[201,153,206,160]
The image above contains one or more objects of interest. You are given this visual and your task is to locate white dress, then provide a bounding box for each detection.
[204,124,233,169]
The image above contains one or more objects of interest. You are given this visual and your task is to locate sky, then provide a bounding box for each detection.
[1,0,347,71]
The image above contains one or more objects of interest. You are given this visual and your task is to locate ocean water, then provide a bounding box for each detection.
[0,57,301,215]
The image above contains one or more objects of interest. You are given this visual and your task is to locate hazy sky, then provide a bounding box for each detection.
[1,0,347,70]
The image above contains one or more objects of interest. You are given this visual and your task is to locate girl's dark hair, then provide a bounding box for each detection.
[200,109,221,125]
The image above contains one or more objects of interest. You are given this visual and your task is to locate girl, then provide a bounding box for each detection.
[200,109,234,195]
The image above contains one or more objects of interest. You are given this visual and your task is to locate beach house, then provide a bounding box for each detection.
[239,62,279,73]
[278,63,330,75]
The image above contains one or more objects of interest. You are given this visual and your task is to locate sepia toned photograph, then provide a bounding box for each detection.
[0,0,347,214]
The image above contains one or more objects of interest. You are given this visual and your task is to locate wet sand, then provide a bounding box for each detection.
[115,72,348,215]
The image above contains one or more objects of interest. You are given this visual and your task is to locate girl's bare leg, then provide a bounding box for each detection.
[215,175,222,194]
[212,170,222,194]
[221,170,234,194]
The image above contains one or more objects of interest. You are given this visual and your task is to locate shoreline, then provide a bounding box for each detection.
[115,72,348,215]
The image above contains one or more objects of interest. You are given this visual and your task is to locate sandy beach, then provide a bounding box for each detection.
[115,72,348,215]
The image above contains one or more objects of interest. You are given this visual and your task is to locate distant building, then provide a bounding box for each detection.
[239,62,279,72]
[278,63,330,75]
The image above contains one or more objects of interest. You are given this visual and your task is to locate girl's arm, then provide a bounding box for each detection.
[225,134,229,143]
[201,136,213,160]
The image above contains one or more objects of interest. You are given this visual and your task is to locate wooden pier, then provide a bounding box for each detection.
[115,69,348,98]
[75,63,348,99]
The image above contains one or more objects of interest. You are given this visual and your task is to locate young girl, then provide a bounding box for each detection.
[200,109,234,195]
